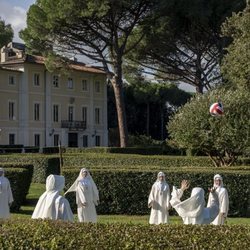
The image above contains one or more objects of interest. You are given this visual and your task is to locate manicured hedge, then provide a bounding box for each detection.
[0,144,23,153]
[0,220,249,249]
[63,154,215,168]
[63,169,250,217]
[0,155,60,183]
[62,152,250,169]
[3,166,33,212]
[65,146,184,155]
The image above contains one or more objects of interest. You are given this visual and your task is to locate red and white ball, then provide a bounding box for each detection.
[209,102,224,116]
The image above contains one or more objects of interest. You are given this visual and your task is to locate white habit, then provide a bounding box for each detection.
[170,187,219,225]
[0,168,14,219]
[65,168,99,223]
[207,174,229,225]
[32,175,73,221]
[148,172,170,224]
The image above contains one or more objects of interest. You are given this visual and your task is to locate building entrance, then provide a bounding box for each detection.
[68,133,78,147]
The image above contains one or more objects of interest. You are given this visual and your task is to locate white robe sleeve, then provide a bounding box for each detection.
[166,184,171,210]
[170,186,183,207]
[91,181,99,205]
[205,191,219,223]
[219,189,229,216]
[148,184,155,207]
[7,179,14,204]
[64,180,78,195]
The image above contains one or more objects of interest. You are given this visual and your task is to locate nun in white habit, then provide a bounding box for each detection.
[170,180,219,225]
[0,168,14,219]
[148,172,170,225]
[32,175,73,221]
[207,174,229,225]
[65,168,99,223]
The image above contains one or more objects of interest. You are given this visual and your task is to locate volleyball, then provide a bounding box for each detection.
[209,102,223,116]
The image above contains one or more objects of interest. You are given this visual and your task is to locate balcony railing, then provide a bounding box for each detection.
[61,120,86,130]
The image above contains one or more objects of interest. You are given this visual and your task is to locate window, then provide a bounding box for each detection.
[54,134,59,146]
[9,101,15,120]
[9,75,16,85]
[34,73,40,86]
[95,81,101,93]
[95,108,100,124]
[83,135,88,147]
[67,77,73,89]
[82,79,88,91]
[9,134,15,145]
[53,105,59,122]
[82,107,87,124]
[68,106,74,121]
[34,134,40,147]
[95,135,101,147]
[34,103,40,121]
[52,75,59,88]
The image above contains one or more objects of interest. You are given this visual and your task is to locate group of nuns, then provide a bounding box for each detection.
[148,172,229,225]
[0,167,229,225]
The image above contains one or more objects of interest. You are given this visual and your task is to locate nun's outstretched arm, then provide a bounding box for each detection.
[170,186,183,207]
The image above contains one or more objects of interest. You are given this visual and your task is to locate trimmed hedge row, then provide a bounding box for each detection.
[65,146,185,155]
[2,165,33,212]
[0,155,60,183]
[63,154,215,168]
[63,169,250,217]
[62,153,250,169]
[0,220,249,249]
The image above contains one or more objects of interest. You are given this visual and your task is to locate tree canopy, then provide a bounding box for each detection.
[221,4,250,89]
[0,18,13,48]
[128,0,246,93]
[167,87,250,167]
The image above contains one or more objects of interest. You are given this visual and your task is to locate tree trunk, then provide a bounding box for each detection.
[146,102,150,136]
[111,58,128,148]
[195,83,203,94]
[160,105,164,140]
[195,55,204,94]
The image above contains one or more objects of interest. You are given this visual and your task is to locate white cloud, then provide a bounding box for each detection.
[0,2,27,43]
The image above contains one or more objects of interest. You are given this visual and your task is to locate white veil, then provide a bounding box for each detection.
[32,175,65,219]
[213,174,224,187]
[65,168,99,204]
[171,187,205,218]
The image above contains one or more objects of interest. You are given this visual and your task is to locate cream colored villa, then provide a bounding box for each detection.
[0,42,108,148]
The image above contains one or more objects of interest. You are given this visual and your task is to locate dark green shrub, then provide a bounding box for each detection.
[3,166,33,212]
[0,144,23,153]
[0,220,249,249]
[24,147,40,153]
[0,155,60,183]
[43,147,59,154]
[63,169,250,217]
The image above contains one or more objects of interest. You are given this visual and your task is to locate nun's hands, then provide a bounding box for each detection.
[209,187,217,193]
[82,202,87,207]
[181,180,190,191]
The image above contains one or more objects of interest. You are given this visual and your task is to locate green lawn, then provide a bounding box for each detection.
[12,183,250,225]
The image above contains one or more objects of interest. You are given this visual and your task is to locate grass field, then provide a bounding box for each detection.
[12,183,250,225]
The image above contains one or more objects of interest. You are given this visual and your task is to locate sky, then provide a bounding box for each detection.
[0,0,36,43]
